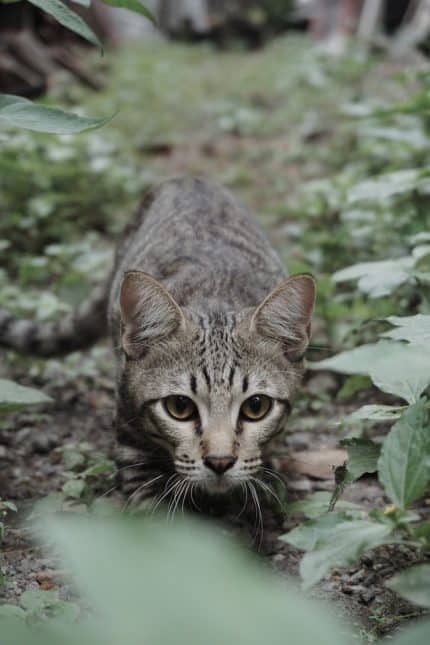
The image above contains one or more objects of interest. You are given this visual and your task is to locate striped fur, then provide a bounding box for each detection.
[1,176,316,508]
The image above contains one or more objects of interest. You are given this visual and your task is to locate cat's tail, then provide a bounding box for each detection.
[0,281,109,357]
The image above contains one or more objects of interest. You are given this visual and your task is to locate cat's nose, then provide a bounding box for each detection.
[204,455,237,475]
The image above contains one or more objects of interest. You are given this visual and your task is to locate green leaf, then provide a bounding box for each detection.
[337,375,372,399]
[347,169,422,203]
[282,513,356,551]
[287,492,362,519]
[27,0,102,49]
[344,404,406,423]
[0,379,52,414]
[0,95,113,134]
[101,0,156,23]
[296,518,392,588]
[390,621,430,645]
[41,514,351,645]
[383,315,430,345]
[62,479,86,499]
[332,257,414,297]
[341,438,380,480]
[310,341,430,404]
[309,342,385,376]
[378,402,430,510]
[0,605,27,620]
[387,565,430,608]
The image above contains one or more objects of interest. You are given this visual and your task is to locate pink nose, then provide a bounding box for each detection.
[204,455,237,475]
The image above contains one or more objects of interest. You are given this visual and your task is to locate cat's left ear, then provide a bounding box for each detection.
[250,274,316,362]
[119,271,186,359]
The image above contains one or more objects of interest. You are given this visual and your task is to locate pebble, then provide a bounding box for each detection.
[341,584,367,596]
[287,479,312,492]
[348,569,365,584]
[32,434,59,455]
[359,589,376,605]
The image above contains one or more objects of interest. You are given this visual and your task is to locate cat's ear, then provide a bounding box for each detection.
[251,274,316,362]
[119,271,185,358]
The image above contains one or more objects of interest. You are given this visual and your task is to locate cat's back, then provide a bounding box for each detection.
[110,176,286,316]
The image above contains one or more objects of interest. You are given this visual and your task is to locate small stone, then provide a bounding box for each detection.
[341,584,367,595]
[361,555,374,566]
[349,569,365,584]
[287,479,312,492]
[32,434,58,454]
[272,554,286,563]
[363,572,377,586]
[360,589,376,605]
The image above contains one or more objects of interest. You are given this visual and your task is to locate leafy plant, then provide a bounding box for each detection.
[0,379,52,415]
[0,0,154,134]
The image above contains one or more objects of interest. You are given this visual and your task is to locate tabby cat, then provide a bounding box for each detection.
[0,177,315,507]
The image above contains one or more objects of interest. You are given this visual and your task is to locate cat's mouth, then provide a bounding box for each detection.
[197,474,240,495]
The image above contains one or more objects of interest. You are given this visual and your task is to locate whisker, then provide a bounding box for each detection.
[237,482,249,519]
[151,474,179,514]
[251,476,283,509]
[189,482,201,511]
[167,479,187,522]
[262,467,287,487]
[123,474,164,510]
[248,481,264,550]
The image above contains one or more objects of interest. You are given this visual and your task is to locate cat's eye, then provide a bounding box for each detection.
[164,395,197,421]
[240,395,272,421]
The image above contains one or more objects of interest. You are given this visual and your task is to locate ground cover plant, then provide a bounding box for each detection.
[1,12,430,643]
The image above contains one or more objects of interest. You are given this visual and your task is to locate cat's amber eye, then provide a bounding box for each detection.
[240,395,272,421]
[164,395,197,421]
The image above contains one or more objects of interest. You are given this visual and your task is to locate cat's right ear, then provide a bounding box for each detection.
[119,271,185,359]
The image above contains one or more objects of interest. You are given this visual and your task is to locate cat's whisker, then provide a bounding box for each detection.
[123,474,164,510]
[167,479,188,522]
[189,482,201,511]
[248,481,264,550]
[262,467,287,487]
[237,482,249,518]
[250,476,283,508]
[151,474,179,514]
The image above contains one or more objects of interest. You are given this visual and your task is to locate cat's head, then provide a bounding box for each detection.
[118,271,315,495]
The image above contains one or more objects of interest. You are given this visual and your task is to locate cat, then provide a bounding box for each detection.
[0,176,315,508]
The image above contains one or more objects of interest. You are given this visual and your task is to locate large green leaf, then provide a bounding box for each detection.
[390,621,430,645]
[383,315,430,345]
[387,565,430,608]
[288,518,392,589]
[332,257,414,297]
[27,0,102,49]
[37,514,351,645]
[309,342,384,376]
[101,0,155,22]
[378,402,430,510]
[0,379,52,414]
[0,95,112,134]
[310,341,430,403]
